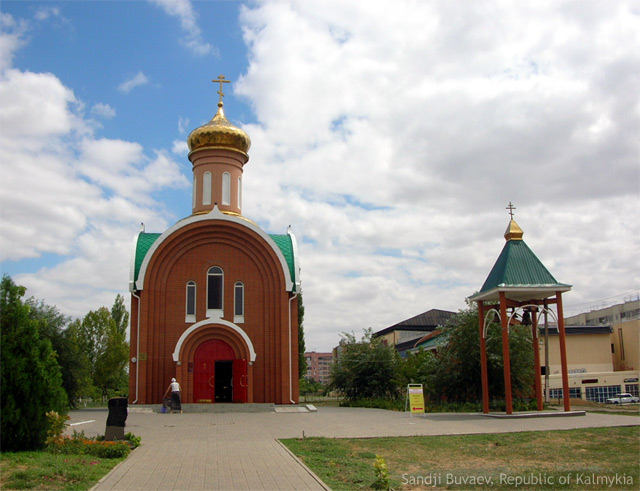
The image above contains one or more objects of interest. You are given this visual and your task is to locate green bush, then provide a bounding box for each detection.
[372,455,390,489]
[338,397,537,413]
[330,330,398,401]
[45,410,70,446]
[124,432,141,448]
[340,398,404,411]
[1,276,68,451]
[89,442,131,458]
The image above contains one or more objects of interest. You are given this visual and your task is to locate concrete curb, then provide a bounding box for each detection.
[89,446,139,491]
[483,410,587,418]
[275,439,331,491]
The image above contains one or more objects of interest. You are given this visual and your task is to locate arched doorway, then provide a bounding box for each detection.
[193,339,248,403]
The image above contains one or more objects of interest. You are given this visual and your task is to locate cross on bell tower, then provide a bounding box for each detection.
[212,74,230,106]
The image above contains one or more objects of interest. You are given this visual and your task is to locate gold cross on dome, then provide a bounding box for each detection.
[212,75,231,104]
[506,201,516,219]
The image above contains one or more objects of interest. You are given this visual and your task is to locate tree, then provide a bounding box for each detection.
[297,295,307,378]
[299,377,323,396]
[1,275,67,450]
[111,293,129,336]
[27,297,91,407]
[329,329,398,400]
[434,307,534,403]
[396,348,438,401]
[71,296,129,400]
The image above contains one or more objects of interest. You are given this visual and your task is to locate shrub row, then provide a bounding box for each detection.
[340,397,538,413]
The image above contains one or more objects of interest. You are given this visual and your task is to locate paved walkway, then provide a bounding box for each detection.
[67,407,639,490]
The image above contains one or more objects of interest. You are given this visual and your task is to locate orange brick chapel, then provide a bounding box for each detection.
[128,77,301,405]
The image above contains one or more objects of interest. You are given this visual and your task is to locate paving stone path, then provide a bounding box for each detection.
[67,406,639,490]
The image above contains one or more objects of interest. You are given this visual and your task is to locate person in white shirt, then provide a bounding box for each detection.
[163,377,182,413]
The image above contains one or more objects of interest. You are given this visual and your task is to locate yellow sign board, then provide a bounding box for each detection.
[408,384,425,414]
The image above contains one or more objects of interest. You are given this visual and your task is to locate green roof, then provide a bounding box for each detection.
[414,331,448,351]
[479,239,562,293]
[134,233,161,284]
[133,231,296,289]
[269,234,296,286]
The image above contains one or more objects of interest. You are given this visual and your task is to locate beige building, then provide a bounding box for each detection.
[540,320,639,402]
[539,326,613,375]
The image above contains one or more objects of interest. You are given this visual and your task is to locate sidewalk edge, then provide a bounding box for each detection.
[89,446,139,491]
[275,439,331,490]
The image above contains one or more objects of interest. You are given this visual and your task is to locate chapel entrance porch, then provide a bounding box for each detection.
[192,339,248,403]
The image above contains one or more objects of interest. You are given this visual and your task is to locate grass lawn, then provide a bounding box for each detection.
[0,451,125,490]
[282,426,639,490]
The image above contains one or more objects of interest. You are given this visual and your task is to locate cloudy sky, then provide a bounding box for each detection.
[1,1,638,351]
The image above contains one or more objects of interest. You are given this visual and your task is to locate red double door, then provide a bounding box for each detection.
[193,339,247,403]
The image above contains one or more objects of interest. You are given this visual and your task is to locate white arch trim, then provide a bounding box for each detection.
[482,304,560,339]
[288,226,302,291]
[128,231,140,292]
[172,318,257,363]
[136,205,293,291]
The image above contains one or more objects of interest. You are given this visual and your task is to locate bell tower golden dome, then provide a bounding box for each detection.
[188,76,250,216]
[187,75,251,155]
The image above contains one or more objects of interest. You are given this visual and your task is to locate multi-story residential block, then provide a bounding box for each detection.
[304,351,333,385]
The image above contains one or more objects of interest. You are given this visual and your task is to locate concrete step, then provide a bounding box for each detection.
[131,403,276,413]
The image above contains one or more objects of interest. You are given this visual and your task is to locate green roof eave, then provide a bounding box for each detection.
[468,284,572,303]
[468,239,571,303]
[133,233,161,286]
[269,233,297,290]
[414,332,448,350]
[480,240,562,291]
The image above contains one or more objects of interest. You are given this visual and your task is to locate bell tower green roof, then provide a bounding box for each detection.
[479,239,562,292]
[468,217,571,303]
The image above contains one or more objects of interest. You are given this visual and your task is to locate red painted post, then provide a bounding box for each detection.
[477,301,490,413]
[556,292,571,412]
[499,292,513,414]
[531,309,543,411]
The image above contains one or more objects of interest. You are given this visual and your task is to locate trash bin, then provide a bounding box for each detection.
[105,397,128,440]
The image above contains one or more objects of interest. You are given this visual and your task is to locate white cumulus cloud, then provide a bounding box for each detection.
[0,16,188,316]
[118,71,149,94]
[91,102,116,119]
[149,0,215,56]
[235,0,640,350]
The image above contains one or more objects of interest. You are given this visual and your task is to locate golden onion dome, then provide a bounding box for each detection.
[187,102,251,155]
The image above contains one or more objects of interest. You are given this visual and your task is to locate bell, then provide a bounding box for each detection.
[522,310,532,326]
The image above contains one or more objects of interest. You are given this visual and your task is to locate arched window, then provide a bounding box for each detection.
[203,171,212,205]
[222,172,230,205]
[238,177,242,209]
[234,281,244,323]
[185,281,196,322]
[207,266,223,317]
[192,176,197,209]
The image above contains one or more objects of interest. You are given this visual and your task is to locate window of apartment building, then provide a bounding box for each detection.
[619,328,625,360]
